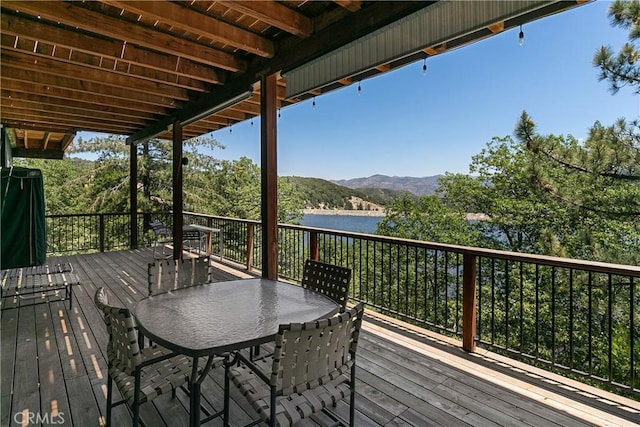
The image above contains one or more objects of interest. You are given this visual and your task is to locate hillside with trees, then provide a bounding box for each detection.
[332,174,442,196]
[282,176,407,210]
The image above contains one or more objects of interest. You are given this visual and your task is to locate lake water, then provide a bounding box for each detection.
[301,214,382,234]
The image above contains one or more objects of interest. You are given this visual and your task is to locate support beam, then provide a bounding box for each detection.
[260,73,278,279]
[130,143,138,249]
[173,122,184,260]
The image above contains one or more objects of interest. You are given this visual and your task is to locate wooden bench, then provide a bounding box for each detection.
[1,262,78,311]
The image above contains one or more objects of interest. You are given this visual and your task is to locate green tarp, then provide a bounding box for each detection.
[1,167,46,269]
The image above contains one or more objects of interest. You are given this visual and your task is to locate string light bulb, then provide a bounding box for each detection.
[312,97,316,109]
[357,81,361,95]
[518,24,524,46]
[278,108,281,118]
[422,58,427,75]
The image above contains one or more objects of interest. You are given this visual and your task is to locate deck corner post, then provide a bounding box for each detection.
[309,231,319,261]
[462,253,477,352]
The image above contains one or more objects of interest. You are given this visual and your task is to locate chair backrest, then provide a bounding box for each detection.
[150,219,171,237]
[94,287,142,375]
[301,260,351,308]
[148,257,211,296]
[270,302,365,396]
[177,256,211,288]
[148,259,177,296]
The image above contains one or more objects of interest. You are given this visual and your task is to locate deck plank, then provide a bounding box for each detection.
[2,248,638,427]
[34,300,72,427]
[11,304,40,427]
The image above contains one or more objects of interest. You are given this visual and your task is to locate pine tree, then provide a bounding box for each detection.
[593,0,640,95]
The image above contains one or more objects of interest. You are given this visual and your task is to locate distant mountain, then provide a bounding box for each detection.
[332,174,443,196]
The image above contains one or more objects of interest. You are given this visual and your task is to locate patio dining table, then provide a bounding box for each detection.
[134,277,340,427]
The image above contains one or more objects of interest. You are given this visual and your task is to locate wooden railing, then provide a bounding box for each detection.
[46,212,640,396]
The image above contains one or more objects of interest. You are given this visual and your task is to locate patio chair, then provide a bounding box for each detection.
[147,256,211,296]
[251,260,352,361]
[225,302,365,427]
[301,259,351,309]
[150,219,172,258]
[94,287,193,427]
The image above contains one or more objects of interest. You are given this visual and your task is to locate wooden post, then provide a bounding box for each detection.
[462,253,477,352]
[129,142,138,249]
[99,214,105,253]
[172,122,183,260]
[246,223,254,271]
[309,231,319,261]
[260,73,278,279]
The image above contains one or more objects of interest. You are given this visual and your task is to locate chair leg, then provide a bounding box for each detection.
[223,363,230,427]
[133,371,142,427]
[349,364,356,427]
[269,386,276,427]
[106,374,113,427]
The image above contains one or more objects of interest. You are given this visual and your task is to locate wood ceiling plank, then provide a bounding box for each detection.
[103,1,274,57]
[4,99,157,124]
[2,121,78,135]
[1,51,193,101]
[1,74,178,109]
[2,1,246,71]
[3,111,138,134]
[216,1,313,37]
[1,13,226,85]
[6,108,145,130]
[1,86,171,115]
[0,34,212,93]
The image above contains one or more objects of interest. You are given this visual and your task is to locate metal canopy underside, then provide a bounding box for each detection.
[0,1,588,159]
[285,0,581,99]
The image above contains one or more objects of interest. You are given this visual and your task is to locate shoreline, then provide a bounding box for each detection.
[302,209,490,221]
[303,209,386,217]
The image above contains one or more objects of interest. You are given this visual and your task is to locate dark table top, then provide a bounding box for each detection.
[134,278,339,357]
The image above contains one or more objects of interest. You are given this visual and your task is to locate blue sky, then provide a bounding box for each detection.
[80,1,638,180]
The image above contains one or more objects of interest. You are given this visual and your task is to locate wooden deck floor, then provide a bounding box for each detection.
[1,248,638,427]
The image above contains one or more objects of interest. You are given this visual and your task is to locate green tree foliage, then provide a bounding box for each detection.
[14,157,93,214]
[38,134,305,222]
[68,134,135,212]
[593,0,640,95]
[378,194,480,246]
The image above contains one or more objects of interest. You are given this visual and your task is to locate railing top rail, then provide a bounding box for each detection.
[184,211,260,225]
[276,223,640,277]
